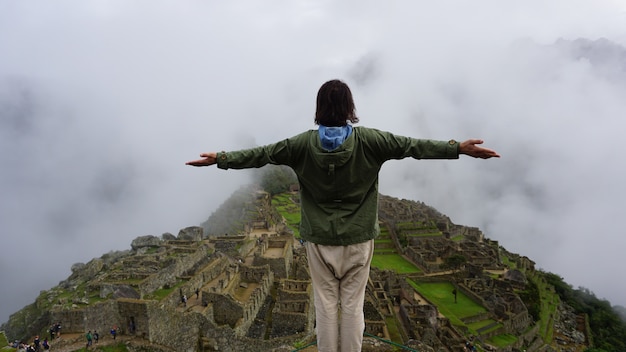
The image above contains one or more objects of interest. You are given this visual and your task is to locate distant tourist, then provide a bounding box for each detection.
[54,322,61,338]
[186,79,500,351]
[110,326,117,340]
[86,330,93,348]
[32,335,40,351]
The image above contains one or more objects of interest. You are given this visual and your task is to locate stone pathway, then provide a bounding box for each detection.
[46,332,177,352]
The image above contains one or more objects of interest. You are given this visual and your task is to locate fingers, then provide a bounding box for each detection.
[185,158,209,166]
[459,139,482,152]
[478,148,500,158]
[460,139,500,158]
[186,152,218,166]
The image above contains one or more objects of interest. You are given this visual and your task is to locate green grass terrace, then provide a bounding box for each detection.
[372,254,422,274]
[271,193,302,238]
[407,280,492,333]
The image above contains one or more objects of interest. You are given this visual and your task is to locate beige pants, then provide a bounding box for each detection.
[305,239,374,352]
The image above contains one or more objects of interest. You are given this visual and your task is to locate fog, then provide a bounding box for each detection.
[1,0,625,324]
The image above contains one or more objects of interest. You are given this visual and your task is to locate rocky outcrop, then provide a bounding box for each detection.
[131,235,162,250]
[178,226,203,241]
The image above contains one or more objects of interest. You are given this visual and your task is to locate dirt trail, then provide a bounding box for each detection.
[47,332,177,352]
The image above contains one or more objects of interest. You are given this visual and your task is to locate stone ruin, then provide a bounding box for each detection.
[40,229,312,351]
[2,191,590,352]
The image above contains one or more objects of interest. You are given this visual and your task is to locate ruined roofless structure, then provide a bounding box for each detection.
[0,190,590,352]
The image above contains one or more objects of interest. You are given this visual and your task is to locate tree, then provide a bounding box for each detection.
[256,165,297,195]
[442,254,467,272]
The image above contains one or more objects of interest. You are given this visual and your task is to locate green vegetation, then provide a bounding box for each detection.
[374,248,397,254]
[500,255,517,270]
[145,280,186,301]
[375,227,393,247]
[202,184,259,236]
[407,280,487,330]
[100,345,130,352]
[256,165,297,196]
[450,234,464,242]
[72,343,130,352]
[87,294,107,305]
[467,318,497,331]
[43,280,103,310]
[541,271,626,351]
[487,333,518,348]
[271,193,301,238]
[406,232,442,237]
[144,247,160,254]
[0,331,10,351]
[528,272,560,342]
[371,254,421,274]
[385,316,403,345]
[292,338,317,350]
[517,276,541,321]
[441,254,467,272]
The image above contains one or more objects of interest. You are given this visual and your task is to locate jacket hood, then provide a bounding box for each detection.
[310,131,355,174]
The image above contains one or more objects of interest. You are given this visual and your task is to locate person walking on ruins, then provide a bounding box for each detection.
[86,330,93,348]
[186,79,500,352]
[33,336,40,351]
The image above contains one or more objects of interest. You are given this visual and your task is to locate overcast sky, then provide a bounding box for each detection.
[2,0,626,324]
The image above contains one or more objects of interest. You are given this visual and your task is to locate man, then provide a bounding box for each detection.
[33,336,40,351]
[86,330,93,348]
[186,79,499,352]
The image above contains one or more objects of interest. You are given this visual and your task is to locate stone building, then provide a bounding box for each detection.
[270,279,314,338]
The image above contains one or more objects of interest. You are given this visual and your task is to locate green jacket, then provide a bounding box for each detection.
[217,126,459,246]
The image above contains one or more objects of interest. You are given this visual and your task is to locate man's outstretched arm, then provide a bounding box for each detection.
[459,139,500,159]
[186,152,218,167]
[185,139,499,166]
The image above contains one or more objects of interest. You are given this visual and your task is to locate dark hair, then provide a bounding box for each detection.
[314,79,359,126]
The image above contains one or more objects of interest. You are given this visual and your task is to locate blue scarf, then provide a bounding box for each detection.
[318,125,353,151]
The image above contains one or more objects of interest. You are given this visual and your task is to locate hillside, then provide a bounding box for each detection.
[1,181,625,351]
